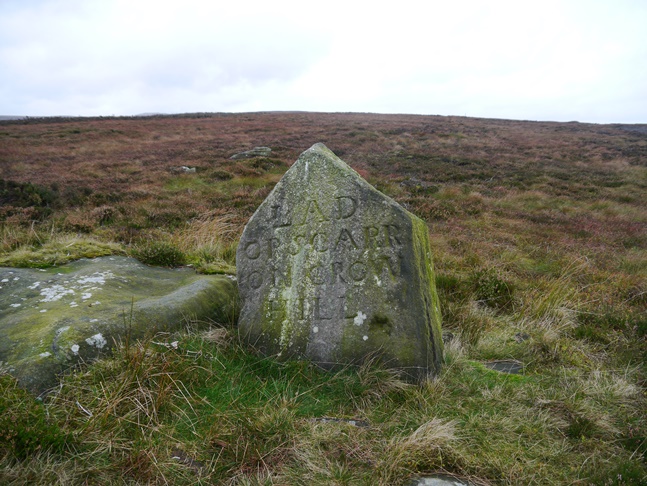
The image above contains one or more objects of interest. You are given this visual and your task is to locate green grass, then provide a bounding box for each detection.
[1,326,644,485]
[130,240,187,267]
[1,112,646,484]
[0,234,124,268]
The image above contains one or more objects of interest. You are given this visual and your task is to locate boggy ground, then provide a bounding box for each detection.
[0,112,646,484]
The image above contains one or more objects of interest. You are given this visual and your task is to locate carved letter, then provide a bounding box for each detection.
[349,261,367,282]
[298,296,306,320]
[244,241,261,259]
[288,234,305,255]
[309,264,326,285]
[248,271,263,289]
[382,224,402,247]
[374,255,399,278]
[335,196,357,219]
[268,237,281,258]
[335,228,359,251]
[270,264,291,286]
[331,261,347,283]
[271,204,292,228]
[267,298,285,319]
[363,225,379,249]
[311,232,329,252]
[299,199,328,225]
[338,295,356,319]
[314,296,332,320]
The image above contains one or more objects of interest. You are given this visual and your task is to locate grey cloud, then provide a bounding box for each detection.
[1,0,646,121]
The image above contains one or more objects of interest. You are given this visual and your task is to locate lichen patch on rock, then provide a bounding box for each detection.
[236,143,443,381]
[1,256,238,394]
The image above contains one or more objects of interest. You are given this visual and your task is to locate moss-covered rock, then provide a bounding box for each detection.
[0,256,238,395]
[236,143,442,381]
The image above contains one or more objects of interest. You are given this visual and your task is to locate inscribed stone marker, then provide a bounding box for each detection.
[236,143,442,381]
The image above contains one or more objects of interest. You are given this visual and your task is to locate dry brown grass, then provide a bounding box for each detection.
[1,112,645,484]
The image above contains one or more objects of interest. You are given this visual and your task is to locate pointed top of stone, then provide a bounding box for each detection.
[262,143,403,218]
[292,143,365,182]
[236,143,443,382]
[295,142,348,170]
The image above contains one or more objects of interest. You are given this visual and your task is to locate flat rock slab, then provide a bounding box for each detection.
[237,143,443,381]
[408,474,472,486]
[0,256,238,394]
[484,360,523,374]
[309,417,370,428]
[230,147,272,159]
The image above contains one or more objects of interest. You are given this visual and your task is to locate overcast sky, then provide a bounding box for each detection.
[1,0,646,123]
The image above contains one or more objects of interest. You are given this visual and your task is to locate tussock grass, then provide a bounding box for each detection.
[174,211,239,274]
[1,222,51,253]
[1,323,645,484]
[0,232,124,268]
[1,113,646,484]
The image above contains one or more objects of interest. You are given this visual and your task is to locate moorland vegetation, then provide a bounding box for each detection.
[0,112,646,484]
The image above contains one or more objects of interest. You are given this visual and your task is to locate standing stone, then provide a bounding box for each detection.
[236,143,442,381]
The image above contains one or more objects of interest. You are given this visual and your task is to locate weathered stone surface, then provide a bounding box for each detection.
[484,360,523,374]
[407,474,472,486]
[236,143,442,381]
[309,417,370,428]
[0,256,238,394]
[170,165,197,173]
[230,146,272,159]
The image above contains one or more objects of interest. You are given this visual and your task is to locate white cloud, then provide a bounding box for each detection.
[1,0,646,122]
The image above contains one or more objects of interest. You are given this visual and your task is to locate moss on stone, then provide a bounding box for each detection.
[1,257,238,394]
[237,143,443,381]
[0,238,123,268]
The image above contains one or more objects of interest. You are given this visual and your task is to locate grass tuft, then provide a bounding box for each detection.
[1,112,646,484]
[0,234,123,267]
[131,240,186,267]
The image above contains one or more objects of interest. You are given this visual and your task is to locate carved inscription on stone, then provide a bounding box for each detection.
[241,200,401,318]
[236,143,443,381]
